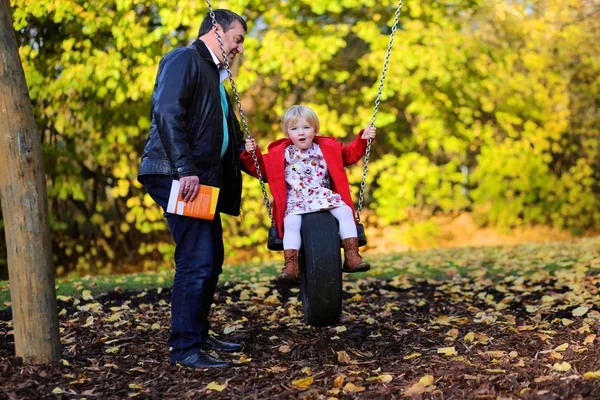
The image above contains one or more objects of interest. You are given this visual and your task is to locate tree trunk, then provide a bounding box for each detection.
[0,0,61,364]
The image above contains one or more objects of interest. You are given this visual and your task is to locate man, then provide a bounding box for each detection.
[138,9,247,369]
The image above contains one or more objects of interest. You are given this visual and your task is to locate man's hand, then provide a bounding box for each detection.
[179,175,200,202]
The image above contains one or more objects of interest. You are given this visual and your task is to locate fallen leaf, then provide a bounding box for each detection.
[337,350,353,364]
[403,353,421,360]
[404,382,426,396]
[553,362,572,372]
[292,376,314,389]
[554,343,569,352]
[342,382,365,394]
[279,345,290,353]
[437,347,457,356]
[572,306,589,317]
[584,371,600,380]
[419,375,434,386]
[206,381,227,392]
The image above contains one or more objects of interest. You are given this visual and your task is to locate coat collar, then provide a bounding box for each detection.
[191,39,216,65]
[267,136,337,153]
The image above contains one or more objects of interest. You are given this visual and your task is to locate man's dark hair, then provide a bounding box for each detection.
[198,9,247,37]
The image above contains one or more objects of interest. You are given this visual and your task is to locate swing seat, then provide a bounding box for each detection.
[267,226,284,251]
[357,223,367,247]
[269,222,367,250]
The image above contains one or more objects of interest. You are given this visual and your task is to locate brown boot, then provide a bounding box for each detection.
[342,237,370,273]
[277,249,301,284]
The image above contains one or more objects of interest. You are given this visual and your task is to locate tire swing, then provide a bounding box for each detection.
[205,0,403,327]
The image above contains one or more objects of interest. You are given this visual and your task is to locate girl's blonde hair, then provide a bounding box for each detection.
[281,105,320,135]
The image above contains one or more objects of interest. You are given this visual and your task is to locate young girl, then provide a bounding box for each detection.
[241,105,376,284]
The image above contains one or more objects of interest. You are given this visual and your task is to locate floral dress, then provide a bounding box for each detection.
[284,143,345,216]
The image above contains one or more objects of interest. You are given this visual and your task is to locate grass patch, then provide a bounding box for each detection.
[2,236,599,310]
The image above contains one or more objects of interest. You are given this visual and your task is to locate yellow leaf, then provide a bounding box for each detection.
[105,346,120,354]
[264,295,280,305]
[151,323,161,330]
[485,351,505,358]
[381,374,393,383]
[206,381,227,392]
[464,332,475,342]
[333,375,345,388]
[554,343,569,352]
[104,363,118,369]
[419,375,434,386]
[437,346,457,356]
[509,351,518,358]
[301,367,311,375]
[403,353,421,360]
[561,318,575,326]
[583,334,596,345]
[106,313,121,322]
[572,306,589,317]
[129,383,143,389]
[549,351,563,360]
[335,326,347,333]
[292,376,314,389]
[51,387,65,394]
[81,290,93,300]
[584,371,600,380]
[553,362,572,372]
[342,382,365,394]
[486,369,506,374]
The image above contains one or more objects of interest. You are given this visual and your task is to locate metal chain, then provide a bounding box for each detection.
[356,0,403,223]
[205,0,273,221]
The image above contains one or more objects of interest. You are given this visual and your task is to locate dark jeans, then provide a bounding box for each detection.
[139,175,224,362]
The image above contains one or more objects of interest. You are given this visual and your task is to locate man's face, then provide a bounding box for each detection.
[215,21,245,64]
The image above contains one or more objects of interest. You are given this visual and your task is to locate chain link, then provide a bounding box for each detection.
[206,1,273,221]
[356,0,403,224]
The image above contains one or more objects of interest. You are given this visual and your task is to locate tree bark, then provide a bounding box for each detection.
[0,0,61,363]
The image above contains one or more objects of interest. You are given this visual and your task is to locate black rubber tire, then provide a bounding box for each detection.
[299,211,343,327]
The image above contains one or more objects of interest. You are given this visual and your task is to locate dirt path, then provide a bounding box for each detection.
[1,277,599,399]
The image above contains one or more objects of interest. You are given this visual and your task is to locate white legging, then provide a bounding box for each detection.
[283,204,357,250]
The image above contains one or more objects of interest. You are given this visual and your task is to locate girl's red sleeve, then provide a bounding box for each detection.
[241,147,269,181]
[340,130,369,166]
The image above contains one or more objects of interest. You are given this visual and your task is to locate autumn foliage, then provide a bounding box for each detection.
[0,0,599,278]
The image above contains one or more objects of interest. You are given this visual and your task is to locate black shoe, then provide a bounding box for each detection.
[201,335,242,353]
[170,350,230,368]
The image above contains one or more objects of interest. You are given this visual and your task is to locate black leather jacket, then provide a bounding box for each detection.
[138,40,244,216]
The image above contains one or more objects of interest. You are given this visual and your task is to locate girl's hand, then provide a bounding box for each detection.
[361,126,376,140]
[245,138,256,152]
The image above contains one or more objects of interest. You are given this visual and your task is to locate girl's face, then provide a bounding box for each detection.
[286,117,316,150]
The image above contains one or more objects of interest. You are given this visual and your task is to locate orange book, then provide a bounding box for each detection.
[166,180,220,220]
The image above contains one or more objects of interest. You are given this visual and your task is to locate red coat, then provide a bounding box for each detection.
[241,132,368,238]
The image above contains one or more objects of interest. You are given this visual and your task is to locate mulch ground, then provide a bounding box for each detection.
[1,276,600,399]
